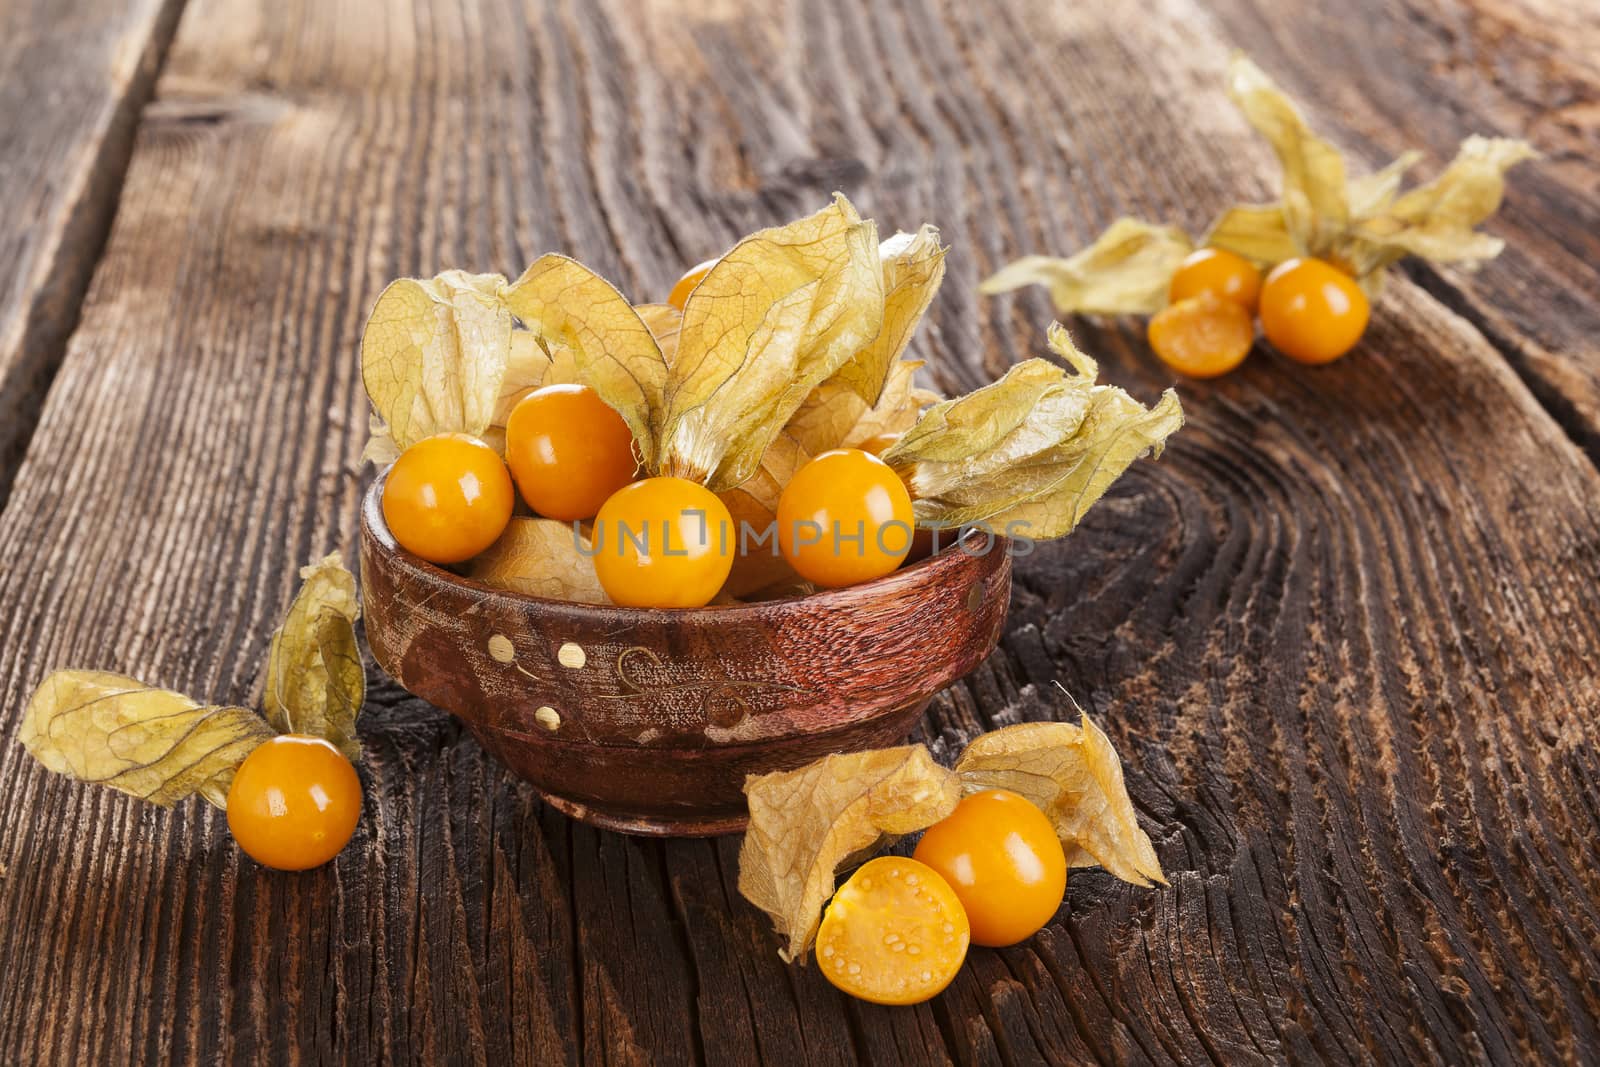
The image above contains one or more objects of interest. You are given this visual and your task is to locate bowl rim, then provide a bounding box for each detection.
[361,471,1010,623]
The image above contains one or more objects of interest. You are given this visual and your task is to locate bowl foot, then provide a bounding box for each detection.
[538,791,749,838]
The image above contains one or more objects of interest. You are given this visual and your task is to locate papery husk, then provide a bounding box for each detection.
[20,558,369,809]
[784,358,941,458]
[467,518,609,604]
[884,325,1182,538]
[361,261,663,466]
[956,716,1166,886]
[738,746,961,961]
[1338,136,1539,277]
[984,54,1533,311]
[20,671,275,810]
[1224,54,1350,255]
[635,303,684,366]
[361,271,513,462]
[825,226,947,405]
[717,489,802,599]
[258,553,364,762]
[661,194,885,490]
[979,219,1193,316]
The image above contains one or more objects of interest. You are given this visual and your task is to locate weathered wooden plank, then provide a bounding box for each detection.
[1,0,1598,1063]
[0,0,186,503]
[1209,0,1600,457]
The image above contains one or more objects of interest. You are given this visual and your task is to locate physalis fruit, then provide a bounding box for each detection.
[667,258,718,312]
[1168,246,1261,312]
[382,433,514,563]
[20,555,368,873]
[227,734,362,871]
[816,857,970,1005]
[592,477,734,608]
[913,788,1068,947]
[1258,257,1370,365]
[777,448,914,589]
[1147,293,1255,379]
[505,384,639,521]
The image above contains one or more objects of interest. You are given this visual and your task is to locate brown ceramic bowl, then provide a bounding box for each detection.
[359,477,1011,836]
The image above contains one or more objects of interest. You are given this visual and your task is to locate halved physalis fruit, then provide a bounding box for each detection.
[1168,247,1262,313]
[667,258,718,312]
[1147,293,1254,379]
[815,856,970,1006]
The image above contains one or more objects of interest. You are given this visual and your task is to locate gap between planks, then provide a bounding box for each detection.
[0,0,193,513]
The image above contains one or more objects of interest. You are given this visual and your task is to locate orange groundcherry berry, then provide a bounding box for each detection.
[855,432,903,457]
[913,788,1068,947]
[667,259,719,312]
[505,384,638,521]
[227,735,362,871]
[1147,293,1255,378]
[591,477,734,608]
[777,449,915,589]
[1258,257,1370,365]
[1168,247,1262,312]
[815,856,970,1005]
[382,433,514,564]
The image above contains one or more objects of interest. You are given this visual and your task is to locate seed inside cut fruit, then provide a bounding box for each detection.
[815,856,970,1006]
[1147,293,1254,379]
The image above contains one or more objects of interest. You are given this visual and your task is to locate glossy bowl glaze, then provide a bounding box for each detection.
[359,477,1011,836]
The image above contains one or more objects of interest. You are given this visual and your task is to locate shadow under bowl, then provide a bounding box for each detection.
[359,477,1012,837]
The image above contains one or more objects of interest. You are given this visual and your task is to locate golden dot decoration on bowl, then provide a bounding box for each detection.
[557,642,587,669]
[535,706,562,732]
[487,634,516,664]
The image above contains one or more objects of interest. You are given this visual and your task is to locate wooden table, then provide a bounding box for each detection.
[2,0,1597,1062]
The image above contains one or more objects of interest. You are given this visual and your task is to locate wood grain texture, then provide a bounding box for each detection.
[0,0,1597,1063]
[0,0,186,504]
[1208,0,1600,458]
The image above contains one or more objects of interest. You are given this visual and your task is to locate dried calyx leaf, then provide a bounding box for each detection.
[1211,57,1537,289]
[634,303,683,366]
[883,325,1182,539]
[361,261,662,465]
[739,746,960,961]
[503,255,667,467]
[1338,136,1538,278]
[20,671,275,810]
[361,271,513,462]
[1224,54,1350,255]
[19,557,367,810]
[784,358,941,458]
[258,553,365,761]
[467,518,609,604]
[826,226,947,405]
[956,716,1166,886]
[982,54,1533,310]
[979,219,1193,316]
[493,330,580,429]
[662,194,885,490]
